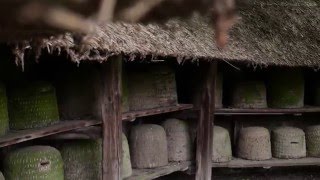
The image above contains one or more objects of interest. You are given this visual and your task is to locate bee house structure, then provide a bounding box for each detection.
[0,0,319,179]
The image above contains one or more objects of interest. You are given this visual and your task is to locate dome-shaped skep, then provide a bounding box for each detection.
[212,126,232,162]
[231,81,267,108]
[130,124,168,168]
[162,119,192,162]
[0,171,4,180]
[8,82,59,130]
[122,133,132,179]
[237,127,272,160]
[3,146,64,180]
[0,82,9,136]
[60,139,102,180]
[306,125,320,157]
[272,127,306,159]
[268,69,304,108]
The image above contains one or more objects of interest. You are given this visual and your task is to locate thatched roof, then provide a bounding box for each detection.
[14,0,320,67]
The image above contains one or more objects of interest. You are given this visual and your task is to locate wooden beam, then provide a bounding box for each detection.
[100,56,122,180]
[97,0,117,22]
[196,62,217,180]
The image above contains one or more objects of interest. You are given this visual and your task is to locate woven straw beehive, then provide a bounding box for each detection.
[0,171,4,180]
[231,81,267,108]
[162,119,192,162]
[128,65,177,111]
[212,126,232,162]
[8,82,59,130]
[237,127,272,160]
[122,133,132,179]
[3,146,64,180]
[306,125,320,157]
[60,139,102,180]
[130,124,168,168]
[268,69,304,108]
[272,127,306,159]
[0,82,9,136]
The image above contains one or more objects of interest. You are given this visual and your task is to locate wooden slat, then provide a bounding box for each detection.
[100,56,122,180]
[212,157,320,168]
[0,120,100,147]
[122,104,193,121]
[215,106,320,115]
[196,62,217,180]
[126,162,192,180]
[45,126,102,140]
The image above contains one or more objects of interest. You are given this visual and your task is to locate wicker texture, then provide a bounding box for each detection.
[162,119,192,162]
[268,69,304,108]
[231,81,267,108]
[237,127,272,160]
[306,125,320,157]
[130,124,168,168]
[60,139,102,180]
[8,82,59,130]
[3,146,64,180]
[128,65,177,111]
[0,82,9,136]
[272,127,306,159]
[212,126,232,162]
[122,133,132,178]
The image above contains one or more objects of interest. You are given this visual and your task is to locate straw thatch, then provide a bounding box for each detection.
[14,0,320,67]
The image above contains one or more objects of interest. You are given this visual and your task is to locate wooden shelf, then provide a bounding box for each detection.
[212,157,320,168]
[215,107,320,115]
[122,104,193,121]
[126,161,192,180]
[0,120,101,148]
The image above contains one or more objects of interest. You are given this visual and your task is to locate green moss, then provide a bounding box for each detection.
[121,133,132,178]
[0,82,9,136]
[268,69,304,108]
[60,139,102,180]
[3,146,64,180]
[8,81,59,130]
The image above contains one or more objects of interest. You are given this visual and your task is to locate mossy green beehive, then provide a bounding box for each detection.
[8,81,59,130]
[268,69,304,108]
[3,146,64,180]
[60,139,102,180]
[0,82,9,136]
[0,171,4,180]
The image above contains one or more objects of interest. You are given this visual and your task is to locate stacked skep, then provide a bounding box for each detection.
[237,127,272,160]
[0,82,9,136]
[122,133,132,179]
[162,119,192,162]
[130,124,168,168]
[8,81,59,130]
[212,126,232,162]
[272,127,306,159]
[127,64,177,111]
[231,81,267,108]
[3,146,64,180]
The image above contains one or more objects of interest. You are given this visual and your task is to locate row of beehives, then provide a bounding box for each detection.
[215,125,320,162]
[210,69,308,109]
[0,136,130,180]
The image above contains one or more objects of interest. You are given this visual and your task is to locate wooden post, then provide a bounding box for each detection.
[196,61,217,180]
[100,56,122,180]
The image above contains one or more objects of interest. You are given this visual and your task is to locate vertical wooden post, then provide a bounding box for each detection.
[196,61,217,180]
[100,56,122,180]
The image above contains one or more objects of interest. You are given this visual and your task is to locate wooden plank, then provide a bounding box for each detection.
[212,157,320,168]
[196,62,217,180]
[0,120,100,147]
[215,106,320,115]
[126,162,192,180]
[100,56,122,180]
[45,126,102,140]
[122,104,193,121]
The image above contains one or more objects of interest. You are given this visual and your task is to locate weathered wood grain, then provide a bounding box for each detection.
[0,120,100,147]
[196,62,217,180]
[100,56,122,180]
